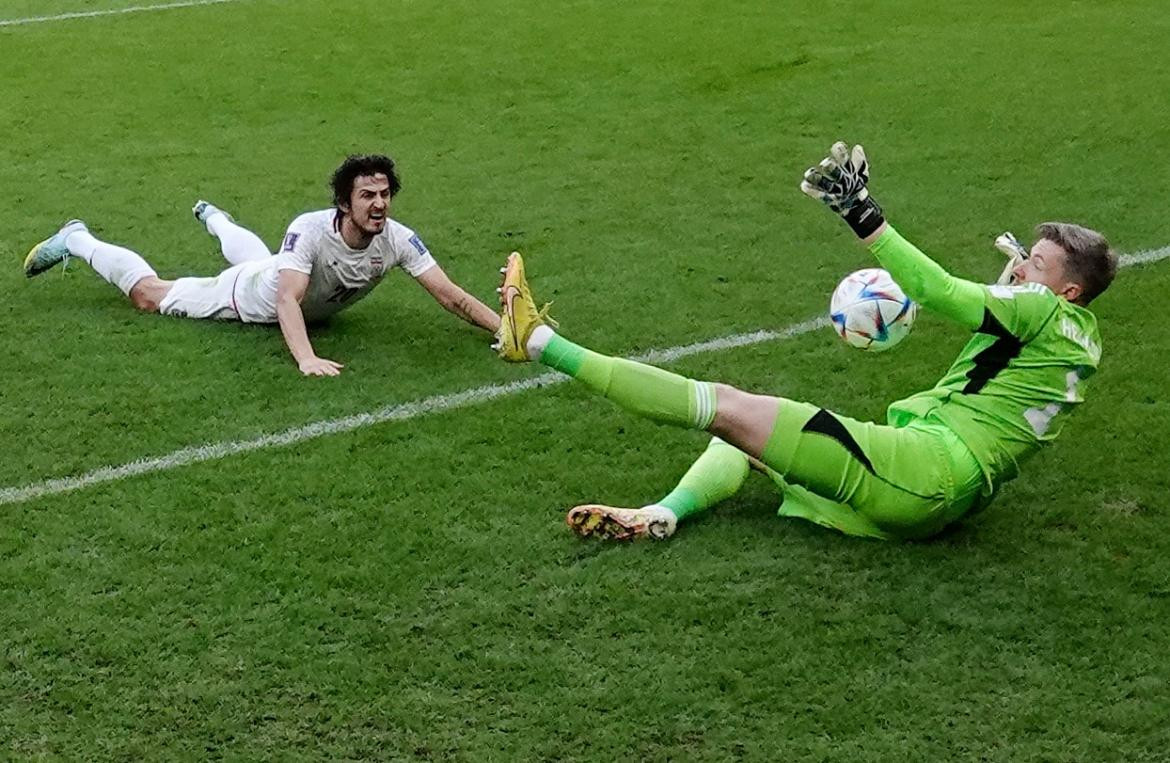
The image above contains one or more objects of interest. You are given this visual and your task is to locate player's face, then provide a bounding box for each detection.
[1014,239,1083,302]
[345,174,392,236]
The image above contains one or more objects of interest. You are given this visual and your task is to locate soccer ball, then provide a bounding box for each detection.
[829,268,917,352]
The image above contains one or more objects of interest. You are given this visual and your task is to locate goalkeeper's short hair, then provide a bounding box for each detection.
[1036,222,1117,304]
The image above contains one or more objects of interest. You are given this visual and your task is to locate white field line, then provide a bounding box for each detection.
[0,318,826,506]
[2,247,1167,506]
[0,0,246,27]
[1119,245,1170,267]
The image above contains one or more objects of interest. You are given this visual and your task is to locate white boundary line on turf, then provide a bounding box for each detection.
[0,317,826,507]
[0,0,246,27]
[2,247,1167,506]
[1118,247,1170,267]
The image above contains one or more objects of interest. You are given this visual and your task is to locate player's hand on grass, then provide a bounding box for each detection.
[994,231,1029,285]
[801,141,886,239]
[298,356,344,377]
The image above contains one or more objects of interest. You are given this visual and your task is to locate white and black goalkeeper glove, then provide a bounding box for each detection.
[801,141,886,239]
[994,231,1029,285]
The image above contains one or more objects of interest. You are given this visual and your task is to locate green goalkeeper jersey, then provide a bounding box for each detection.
[870,226,1102,492]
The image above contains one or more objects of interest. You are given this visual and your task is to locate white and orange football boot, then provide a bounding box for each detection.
[566,504,678,541]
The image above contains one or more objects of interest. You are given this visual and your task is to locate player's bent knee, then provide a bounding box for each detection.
[129,288,160,312]
[129,279,168,312]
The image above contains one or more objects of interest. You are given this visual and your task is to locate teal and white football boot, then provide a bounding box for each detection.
[24,219,87,277]
[192,200,232,231]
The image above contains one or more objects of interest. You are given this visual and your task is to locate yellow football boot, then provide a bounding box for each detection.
[494,251,556,362]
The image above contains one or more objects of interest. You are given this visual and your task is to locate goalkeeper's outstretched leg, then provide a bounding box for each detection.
[494,252,985,541]
[494,252,779,454]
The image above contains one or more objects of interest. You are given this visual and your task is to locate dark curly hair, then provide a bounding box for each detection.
[330,154,401,211]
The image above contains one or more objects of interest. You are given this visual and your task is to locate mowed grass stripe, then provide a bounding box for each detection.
[0,0,247,27]
[2,248,1165,506]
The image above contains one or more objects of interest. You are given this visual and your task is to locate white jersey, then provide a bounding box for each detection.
[216,209,434,323]
[158,209,436,324]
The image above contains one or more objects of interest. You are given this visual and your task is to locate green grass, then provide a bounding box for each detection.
[2,0,1170,759]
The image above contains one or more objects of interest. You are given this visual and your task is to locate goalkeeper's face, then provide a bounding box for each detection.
[1014,239,1083,303]
[342,173,392,237]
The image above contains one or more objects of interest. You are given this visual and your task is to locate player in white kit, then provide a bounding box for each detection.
[23,155,500,376]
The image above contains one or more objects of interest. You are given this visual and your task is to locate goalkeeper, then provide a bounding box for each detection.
[494,142,1118,541]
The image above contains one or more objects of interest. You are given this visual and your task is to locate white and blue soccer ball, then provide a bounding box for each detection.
[829,268,917,352]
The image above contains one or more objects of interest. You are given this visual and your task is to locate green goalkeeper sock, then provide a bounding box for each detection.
[656,438,750,521]
[539,334,717,429]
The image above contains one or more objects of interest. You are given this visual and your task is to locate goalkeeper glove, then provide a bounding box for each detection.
[993,231,1029,285]
[801,141,886,239]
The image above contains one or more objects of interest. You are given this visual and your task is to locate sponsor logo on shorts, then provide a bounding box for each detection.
[281,232,300,252]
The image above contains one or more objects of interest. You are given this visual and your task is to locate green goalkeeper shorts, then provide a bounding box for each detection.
[759,399,986,540]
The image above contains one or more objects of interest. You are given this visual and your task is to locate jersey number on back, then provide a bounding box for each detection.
[1023,369,1086,437]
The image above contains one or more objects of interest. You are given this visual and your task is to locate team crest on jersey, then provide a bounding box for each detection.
[281,232,300,252]
[370,255,384,269]
[408,234,428,255]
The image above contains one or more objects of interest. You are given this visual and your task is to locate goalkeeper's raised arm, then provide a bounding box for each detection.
[801,141,984,330]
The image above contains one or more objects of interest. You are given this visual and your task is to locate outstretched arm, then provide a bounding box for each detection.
[803,142,984,330]
[864,223,984,329]
[414,264,502,333]
[276,269,344,376]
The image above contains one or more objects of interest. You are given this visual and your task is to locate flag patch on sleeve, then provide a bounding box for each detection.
[281,232,300,252]
[408,234,428,255]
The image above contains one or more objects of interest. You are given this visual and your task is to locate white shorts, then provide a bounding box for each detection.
[158,259,280,323]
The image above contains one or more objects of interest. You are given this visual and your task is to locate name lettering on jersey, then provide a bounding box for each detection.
[408,234,428,256]
[281,232,300,252]
[1061,318,1101,363]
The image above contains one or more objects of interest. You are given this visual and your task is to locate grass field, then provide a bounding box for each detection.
[3,0,1170,759]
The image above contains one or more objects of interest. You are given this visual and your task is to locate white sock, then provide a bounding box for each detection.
[641,503,678,519]
[638,504,678,537]
[527,324,555,360]
[207,214,270,265]
[65,230,158,296]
